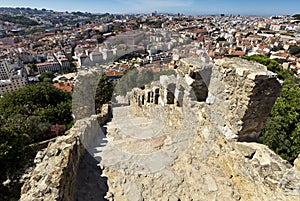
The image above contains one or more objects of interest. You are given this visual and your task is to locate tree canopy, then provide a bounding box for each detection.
[260,76,300,163]
[292,14,300,20]
[95,76,114,113]
[242,55,291,80]
[38,71,55,83]
[0,14,39,26]
[288,45,300,57]
[0,82,73,199]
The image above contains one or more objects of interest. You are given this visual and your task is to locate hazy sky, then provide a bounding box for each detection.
[0,0,299,16]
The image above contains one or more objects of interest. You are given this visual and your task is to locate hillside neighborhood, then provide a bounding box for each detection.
[0,8,300,95]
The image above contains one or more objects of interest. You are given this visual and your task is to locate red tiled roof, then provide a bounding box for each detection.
[272,52,289,57]
[152,67,161,73]
[53,82,73,92]
[120,64,130,70]
[47,124,66,138]
[232,50,245,56]
[193,29,208,34]
[104,71,124,77]
[195,36,204,42]
[36,62,59,67]
[123,28,132,31]
[80,53,87,58]
[248,34,264,39]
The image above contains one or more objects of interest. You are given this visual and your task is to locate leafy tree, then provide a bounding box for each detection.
[292,14,300,19]
[288,45,300,56]
[27,64,37,75]
[38,71,55,83]
[0,115,38,200]
[274,58,287,64]
[137,69,154,87]
[0,82,72,135]
[271,46,284,52]
[0,82,73,198]
[0,14,39,26]
[260,76,300,163]
[114,68,139,96]
[242,55,291,80]
[95,76,114,113]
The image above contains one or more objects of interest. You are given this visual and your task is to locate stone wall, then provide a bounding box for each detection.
[130,57,281,141]
[19,105,110,201]
[208,58,281,141]
[101,58,300,201]
[18,57,300,201]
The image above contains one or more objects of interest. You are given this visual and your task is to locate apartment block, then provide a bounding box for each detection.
[0,59,28,96]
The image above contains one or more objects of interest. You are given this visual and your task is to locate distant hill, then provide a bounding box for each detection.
[292,14,300,19]
[0,14,38,26]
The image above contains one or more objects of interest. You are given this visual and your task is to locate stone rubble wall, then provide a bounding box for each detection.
[103,135,300,201]
[131,57,282,141]
[19,105,110,201]
[102,58,300,201]
[183,57,281,141]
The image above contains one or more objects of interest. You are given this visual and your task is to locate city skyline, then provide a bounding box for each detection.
[0,0,299,16]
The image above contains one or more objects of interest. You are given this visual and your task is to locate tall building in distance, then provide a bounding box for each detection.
[115,31,145,46]
[152,10,157,16]
[0,59,10,80]
[0,58,28,96]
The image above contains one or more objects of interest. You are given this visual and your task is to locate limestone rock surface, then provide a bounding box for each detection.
[100,58,299,201]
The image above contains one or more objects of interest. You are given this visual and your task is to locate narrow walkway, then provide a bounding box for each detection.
[95,105,197,174]
[74,152,108,201]
[74,104,197,200]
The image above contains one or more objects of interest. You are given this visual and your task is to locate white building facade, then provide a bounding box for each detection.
[0,59,28,96]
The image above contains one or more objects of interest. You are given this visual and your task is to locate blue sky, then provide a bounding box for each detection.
[0,0,299,16]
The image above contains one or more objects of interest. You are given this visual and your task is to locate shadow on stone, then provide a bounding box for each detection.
[74,151,108,201]
[238,76,282,142]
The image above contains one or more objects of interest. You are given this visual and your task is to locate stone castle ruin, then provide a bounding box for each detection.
[20,57,300,201]
[130,57,281,142]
